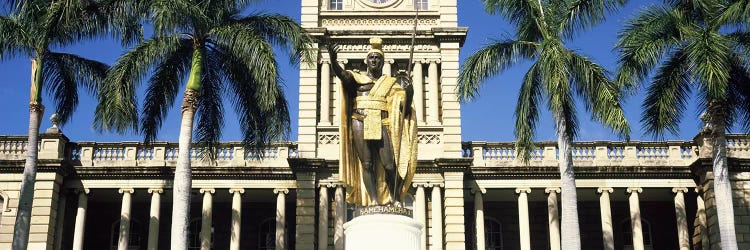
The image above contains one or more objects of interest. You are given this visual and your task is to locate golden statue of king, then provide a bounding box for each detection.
[328,37,418,206]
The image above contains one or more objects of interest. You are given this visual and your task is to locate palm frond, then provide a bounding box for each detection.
[539,44,578,138]
[567,49,630,138]
[233,13,314,64]
[483,0,546,41]
[728,30,750,59]
[561,0,626,39]
[209,24,281,111]
[43,52,108,125]
[641,48,692,138]
[95,35,184,134]
[458,39,537,102]
[514,62,542,163]
[193,49,225,161]
[215,43,290,149]
[685,31,730,100]
[718,0,750,25]
[140,38,193,143]
[0,15,33,60]
[615,5,686,91]
[151,0,211,35]
[727,54,750,131]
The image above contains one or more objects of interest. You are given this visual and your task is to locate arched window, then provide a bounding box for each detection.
[485,217,503,250]
[620,218,653,250]
[109,219,143,250]
[258,217,277,250]
[189,218,214,250]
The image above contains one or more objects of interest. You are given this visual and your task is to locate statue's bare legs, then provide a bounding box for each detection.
[351,112,401,205]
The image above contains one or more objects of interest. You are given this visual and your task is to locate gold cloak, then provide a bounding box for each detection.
[339,71,418,206]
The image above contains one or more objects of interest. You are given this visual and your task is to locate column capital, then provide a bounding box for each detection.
[273,188,289,194]
[545,187,561,194]
[672,187,688,194]
[75,188,90,194]
[471,187,486,194]
[515,188,531,194]
[319,182,336,188]
[428,59,441,64]
[336,59,348,65]
[229,188,245,194]
[384,59,394,64]
[626,187,643,194]
[597,187,614,194]
[412,182,428,188]
[199,188,215,194]
[417,58,427,64]
[320,59,330,64]
[429,182,445,188]
[148,188,163,194]
[118,188,135,194]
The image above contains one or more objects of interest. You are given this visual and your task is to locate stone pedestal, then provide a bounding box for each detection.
[344,214,423,250]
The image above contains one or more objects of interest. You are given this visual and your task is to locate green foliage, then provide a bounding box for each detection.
[460,0,631,163]
[616,0,750,137]
[95,0,314,156]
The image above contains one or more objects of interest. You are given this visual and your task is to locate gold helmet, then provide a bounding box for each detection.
[368,37,384,56]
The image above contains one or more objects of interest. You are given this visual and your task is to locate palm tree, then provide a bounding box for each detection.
[616,0,750,248]
[0,1,139,248]
[458,1,630,249]
[93,0,313,248]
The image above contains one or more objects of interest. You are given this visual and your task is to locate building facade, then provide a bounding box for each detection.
[1,0,750,249]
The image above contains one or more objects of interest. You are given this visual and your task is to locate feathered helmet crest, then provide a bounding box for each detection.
[368,37,384,56]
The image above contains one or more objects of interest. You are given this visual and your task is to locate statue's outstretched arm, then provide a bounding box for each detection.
[326,43,353,85]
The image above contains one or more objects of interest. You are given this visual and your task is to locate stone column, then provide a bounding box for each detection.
[427,60,440,124]
[430,184,443,250]
[516,188,531,250]
[672,188,689,250]
[334,185,345,250]
[118,188,134,250]
[318,185,330,250]
[383,59,394,76]
[320,60,331,125]
[473,188,486,250]
[627,187,644,250]
[200,188,215,250]
[230,188,244,250]
[414,184,427,250]
[274,188,289,250]
[696,187,710,249]
[412,60,425,124]
[147,188,163,250]
[545,188,561,250]
[72,189,89,250]
[598,188,614,250]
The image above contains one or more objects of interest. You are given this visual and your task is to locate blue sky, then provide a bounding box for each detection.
[0,0,705,143]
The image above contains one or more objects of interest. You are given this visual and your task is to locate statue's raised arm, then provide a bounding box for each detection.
[326,43,353,85]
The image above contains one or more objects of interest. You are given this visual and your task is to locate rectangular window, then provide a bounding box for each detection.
[414,0,428,10]
[329,0,343,10]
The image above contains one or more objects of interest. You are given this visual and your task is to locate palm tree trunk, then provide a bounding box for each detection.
[711,112,738,250]
[12,58,44,250]
[555,113,581,250]
[171,47,203,250]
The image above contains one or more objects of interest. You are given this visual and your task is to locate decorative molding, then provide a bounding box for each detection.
[321,17,438,28]
[318,134,340,145]
[418,133,441,144]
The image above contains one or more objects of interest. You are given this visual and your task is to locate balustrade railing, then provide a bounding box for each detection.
[464,140,702,167]
[0,136,29,160]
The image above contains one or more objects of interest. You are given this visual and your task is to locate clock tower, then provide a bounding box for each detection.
[297,0,468,161]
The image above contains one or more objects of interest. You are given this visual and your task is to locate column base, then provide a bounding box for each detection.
[344,214,423,250]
